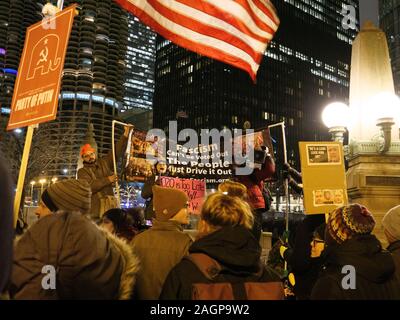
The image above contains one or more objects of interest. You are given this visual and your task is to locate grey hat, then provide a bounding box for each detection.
[43,179,92,214]
[382,205,400,241]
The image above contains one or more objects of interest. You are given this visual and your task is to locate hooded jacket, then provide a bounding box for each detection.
[311,235,400,300]
[77,135,128,219]
[10,211,139,300]
[160,225,284,300]
[236,156,275,210]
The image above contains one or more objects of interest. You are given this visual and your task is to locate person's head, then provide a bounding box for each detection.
[101,208,137,241]
[126,207,146,229]
[35,179,92,219]
[323,190,332,201]
[81,144,96,164]
[155,161,167,174]
[152,185,189,225]
[382,205,400,244]
[327,146,339,162]
[334,190,343,204]
[310,224,325,258]
[325,204,375,246]
[218,180,248,201]
[314,190,323,204]
[198,193,254,236]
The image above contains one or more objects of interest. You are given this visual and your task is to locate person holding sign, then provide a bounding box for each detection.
[141,160,168,220]
[78,125,132,220]
[235,148,275,241]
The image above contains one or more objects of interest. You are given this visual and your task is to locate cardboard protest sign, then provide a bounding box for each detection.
[124,129,160,182]
[7,5,77,130]
[159,176,206,214]
[299,142,348,214]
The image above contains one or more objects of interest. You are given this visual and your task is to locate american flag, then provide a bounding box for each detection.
[115,0,279,81]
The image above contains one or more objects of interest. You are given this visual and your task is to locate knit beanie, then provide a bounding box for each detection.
[325,204,375,245]
[382,205,400,241]
[152,185,189,221]
[42,179,92,214]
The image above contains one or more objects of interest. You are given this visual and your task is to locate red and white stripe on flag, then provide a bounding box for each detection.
[115,0,279,81]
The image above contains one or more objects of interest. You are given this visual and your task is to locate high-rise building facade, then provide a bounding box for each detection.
[153,0,359,168]
[123,14,156,112]
[380,0,400,95]
[0,0,42,180]
[0,0,129,182]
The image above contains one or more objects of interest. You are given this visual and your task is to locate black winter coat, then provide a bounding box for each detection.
[311,235,400,300]
[160,226,284,300]
[388,241,400,284]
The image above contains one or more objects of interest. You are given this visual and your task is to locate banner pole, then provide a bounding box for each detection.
[112,120,121,207]
[13,125,35,227]
[112,120,131,207]
[281,122,290,272]
[57,0,64,10]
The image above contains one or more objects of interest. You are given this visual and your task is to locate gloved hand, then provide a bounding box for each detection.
[288,273,296,286]
[280,245,288,259]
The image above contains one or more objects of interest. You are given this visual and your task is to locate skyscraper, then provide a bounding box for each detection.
[123,14,156,112]
[153,0,359,168]
[5,0,129,182]
[380,0,400,95]
[0,0,42,180]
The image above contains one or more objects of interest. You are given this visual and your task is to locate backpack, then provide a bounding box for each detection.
[186,253,284,300]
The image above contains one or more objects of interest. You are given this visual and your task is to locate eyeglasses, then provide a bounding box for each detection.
[83,152,95,159]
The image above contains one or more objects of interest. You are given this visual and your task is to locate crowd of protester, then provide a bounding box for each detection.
[1,147,400,300]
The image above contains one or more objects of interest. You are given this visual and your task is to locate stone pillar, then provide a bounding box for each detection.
[346,21,400,246]
[347,152,400,246]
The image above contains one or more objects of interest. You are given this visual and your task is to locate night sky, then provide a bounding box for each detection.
[359,0,379,26]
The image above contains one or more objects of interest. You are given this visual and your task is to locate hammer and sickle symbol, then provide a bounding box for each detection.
[37,47,49,66]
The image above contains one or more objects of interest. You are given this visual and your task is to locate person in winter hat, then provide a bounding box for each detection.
[35,179,92,219]
[131,185,192,299]
[10,211,139,300]
[382,205,400,283]
[160,193,284,300]
[311,204,400,300]
[78,125,132,219]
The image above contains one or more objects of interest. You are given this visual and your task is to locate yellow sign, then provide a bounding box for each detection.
[299,141,348,214]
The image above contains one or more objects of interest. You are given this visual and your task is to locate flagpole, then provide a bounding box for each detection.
[268,121,289,272]
[112,120,132,207]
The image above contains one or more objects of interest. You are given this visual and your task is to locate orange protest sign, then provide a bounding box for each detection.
[7,5,77,130]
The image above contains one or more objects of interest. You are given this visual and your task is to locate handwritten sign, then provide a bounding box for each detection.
[159,177,206,214]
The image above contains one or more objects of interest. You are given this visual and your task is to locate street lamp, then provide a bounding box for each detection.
[322,102,350,143]
[368,92,400,153]
[51,177,58,184]
[39,178,47,195]
[30,181,36,205]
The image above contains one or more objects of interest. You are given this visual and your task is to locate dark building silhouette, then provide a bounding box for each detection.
[380,0,400,95]
[153,0,359,168]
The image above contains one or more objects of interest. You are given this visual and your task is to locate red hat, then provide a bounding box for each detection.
[80,144,95,157]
